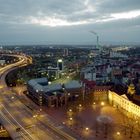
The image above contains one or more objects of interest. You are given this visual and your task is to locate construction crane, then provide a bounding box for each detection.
[89,31,99,49]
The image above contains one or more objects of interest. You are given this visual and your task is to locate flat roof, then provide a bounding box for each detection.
[64,80,82,89]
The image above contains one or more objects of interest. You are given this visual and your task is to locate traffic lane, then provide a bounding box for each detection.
[0,55,76,140]
[0,91,63,140]
[0,105,34,140]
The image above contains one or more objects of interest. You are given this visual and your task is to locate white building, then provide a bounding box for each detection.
[109,91,140,118]
[81,66,96,81]
[0,60,5,66]
[110,51,128,58]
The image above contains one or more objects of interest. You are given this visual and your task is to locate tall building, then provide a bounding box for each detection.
[57,59,64,71]
[63,48,69,56]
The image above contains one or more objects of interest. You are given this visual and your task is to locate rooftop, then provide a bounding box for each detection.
[64,80,82,89]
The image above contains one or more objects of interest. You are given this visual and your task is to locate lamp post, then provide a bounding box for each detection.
[101,101,105,106]
[85,127,89,132]
[78,104,82,112]
[69,117,73,127]
[33,114,38,138]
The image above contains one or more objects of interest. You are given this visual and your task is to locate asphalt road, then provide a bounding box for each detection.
[0,54,76,140]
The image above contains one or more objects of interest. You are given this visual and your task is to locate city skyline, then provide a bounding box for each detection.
[1,46,140,139]
[0,0,140,45]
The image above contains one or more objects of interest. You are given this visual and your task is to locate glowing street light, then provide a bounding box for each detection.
[33,115,38,118]
[62,122,65,125]
[67,109,73,117]
[69,117,73,121]
[85,127,89,131]
[101,102,105,106]
[116,131,120,136]
[11,96,14,99]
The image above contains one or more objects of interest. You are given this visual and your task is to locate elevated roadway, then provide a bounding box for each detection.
[0,54,76,140]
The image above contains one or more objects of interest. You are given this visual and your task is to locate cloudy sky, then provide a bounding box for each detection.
[0,0,140,45]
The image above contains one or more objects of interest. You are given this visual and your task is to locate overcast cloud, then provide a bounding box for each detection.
[0,0,140,45]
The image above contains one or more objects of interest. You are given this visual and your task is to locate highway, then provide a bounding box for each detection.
[0,54,76,140]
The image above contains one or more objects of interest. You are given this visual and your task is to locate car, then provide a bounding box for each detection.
[16,127,21,132]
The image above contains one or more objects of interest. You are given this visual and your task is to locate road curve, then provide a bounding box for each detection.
[0,54,76,140]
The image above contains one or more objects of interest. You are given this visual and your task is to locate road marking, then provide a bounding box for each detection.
[0,103,35,140]
[0,110,29,140]
[56,126,64,129]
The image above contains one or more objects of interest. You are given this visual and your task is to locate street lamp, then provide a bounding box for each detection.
[116,131,120,136]
[69,117,73,121]
[33,114,39,137]
[78,104,82,111]
[33,115,38,118]
[93,102,96,111]
[62,122,65,125]
[11,96,14,99]
[84,127,90,136]
[85,127,89,131]
[101,102,105,106]
[67,109,73,117]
